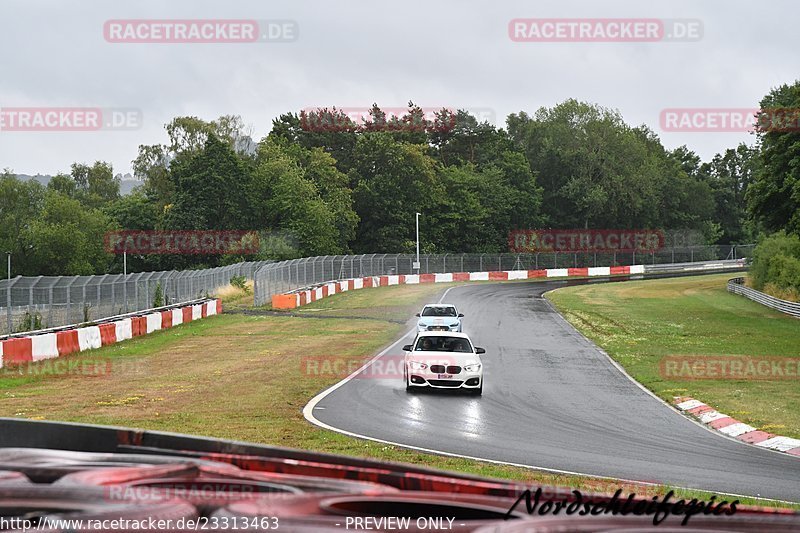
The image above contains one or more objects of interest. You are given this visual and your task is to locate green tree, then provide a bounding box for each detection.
[350,133,446,253]
[700,144,758,243]
[132,143,173,208]
[23,192,116,275]
[283,145,359,251]
[165,134,253,231]
[429,110,513,168]
[251,140,341,255]
[272,109,360,174]
[0,170,45,276]
[747,80,800,235]
[749,232,800,298]
[47,173,77,198]
[508,100,715,236]
[104,191,162,273]
[70,161,120,208]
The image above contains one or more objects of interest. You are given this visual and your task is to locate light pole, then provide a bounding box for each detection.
[414,212,421,274]
[123,250,128,313]
[5,252,11,334]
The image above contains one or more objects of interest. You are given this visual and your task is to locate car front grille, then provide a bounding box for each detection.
[427,326,450,331]
[429,365,462,374]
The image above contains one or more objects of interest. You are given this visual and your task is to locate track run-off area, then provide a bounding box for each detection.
[305,276,800,503]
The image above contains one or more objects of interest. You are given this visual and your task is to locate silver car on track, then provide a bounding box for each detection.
[415,304,464,332]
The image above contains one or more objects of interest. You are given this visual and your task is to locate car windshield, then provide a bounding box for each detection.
[421,306,457,317]
[414,336,472,352]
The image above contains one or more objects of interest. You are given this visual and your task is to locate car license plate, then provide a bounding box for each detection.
[437,374,453,379]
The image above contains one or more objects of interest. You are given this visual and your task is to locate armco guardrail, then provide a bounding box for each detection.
[0,261,271,336]
[644,258,747,273]
[727,277,800,318]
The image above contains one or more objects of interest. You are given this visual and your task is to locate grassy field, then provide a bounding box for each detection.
[0,278,797,508]
[546,273,800,439]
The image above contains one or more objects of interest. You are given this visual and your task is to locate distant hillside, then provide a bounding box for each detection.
[15,173,141,195]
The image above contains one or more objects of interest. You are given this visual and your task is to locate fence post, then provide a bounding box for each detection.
[48,283,54,328]
[110,277,116,315]
[96,276,103,314]
[29,277,39,319]
[6,277,16,334]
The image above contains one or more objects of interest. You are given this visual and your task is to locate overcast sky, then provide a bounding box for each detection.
[1,0,798,176]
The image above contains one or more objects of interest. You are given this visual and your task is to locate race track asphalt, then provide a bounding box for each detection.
[306,278,800,502]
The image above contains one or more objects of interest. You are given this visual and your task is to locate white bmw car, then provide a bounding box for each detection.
[402,332,485,395]
[415,304,464,332]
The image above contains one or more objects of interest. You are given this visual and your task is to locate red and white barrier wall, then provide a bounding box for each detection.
[0,299,222,369]
[271,265,646,309]
[675,397,800,457]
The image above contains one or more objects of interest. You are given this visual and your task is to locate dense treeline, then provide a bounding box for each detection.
[746,81,800,299]
[1,81,799,278]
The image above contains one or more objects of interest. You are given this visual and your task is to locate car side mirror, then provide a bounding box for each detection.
[415,313,420,317]
[458,313,464,318]
[402,344,413,352]
[475,347,486,354]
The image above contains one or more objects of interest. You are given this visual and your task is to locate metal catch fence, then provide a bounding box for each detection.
[0,261,271,335]
[253,246,754,306]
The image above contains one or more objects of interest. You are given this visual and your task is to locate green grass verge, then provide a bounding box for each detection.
[0,277,796,508]
[546,273,800,439]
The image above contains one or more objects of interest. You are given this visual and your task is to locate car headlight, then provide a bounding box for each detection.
[464,363,481,372]
[408,361,428,370]
[418,322,426,327]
